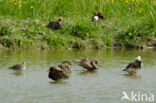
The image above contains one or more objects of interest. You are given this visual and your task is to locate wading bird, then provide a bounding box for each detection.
[58,60,72,72]
[123,56,142,74]
[9,62,26,71]
[48,67,69,81]
[78,58,99,71]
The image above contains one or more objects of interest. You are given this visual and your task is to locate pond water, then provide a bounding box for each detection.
[0,49,156,103]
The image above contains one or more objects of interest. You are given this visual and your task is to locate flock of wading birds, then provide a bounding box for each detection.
[9,56,142,81]
[9,12,141,81]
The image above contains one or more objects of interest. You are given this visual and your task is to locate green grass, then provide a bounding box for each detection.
[0,0,156,49]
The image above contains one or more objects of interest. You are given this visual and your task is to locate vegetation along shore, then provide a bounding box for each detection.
[0,0,156,49]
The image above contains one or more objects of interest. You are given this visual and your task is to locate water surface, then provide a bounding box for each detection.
[0,49,156,103]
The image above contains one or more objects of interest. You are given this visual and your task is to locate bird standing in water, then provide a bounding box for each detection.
[123,56,142,74]
[9,62,26,71]
[78,58,99,71]
[58,60,72,72]
[48,67,69,81]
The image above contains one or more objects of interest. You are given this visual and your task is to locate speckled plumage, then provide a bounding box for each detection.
[9,62,26,70]
[79,58,98,71]
[48,67,69,81]
[58,60,72,72]
[123,56,142,74]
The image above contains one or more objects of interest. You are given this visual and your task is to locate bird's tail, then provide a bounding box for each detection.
[64,75,69,79]
[58,64,62,69]
[123,68,127,71]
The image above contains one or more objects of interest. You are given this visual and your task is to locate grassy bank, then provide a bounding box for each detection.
[0,0,156,49]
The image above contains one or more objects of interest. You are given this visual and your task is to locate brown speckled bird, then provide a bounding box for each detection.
[48,67,69,81]
[47,17,62,30]
[123,56,142,74]
[58,60,72,72]
[9,62,26,71]
[78,58,98,71]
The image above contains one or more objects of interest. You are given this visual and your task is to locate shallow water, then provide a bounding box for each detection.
[0,49,156,103]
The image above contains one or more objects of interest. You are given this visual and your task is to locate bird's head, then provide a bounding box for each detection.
[135,56,141,61]
[48,67,56,72]
[22,61,26,65]
[58,17,63,22]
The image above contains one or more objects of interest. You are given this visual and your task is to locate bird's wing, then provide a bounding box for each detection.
[57,70,68,79]
[79,62,93,70]
[9,64,21,69]
[58,64,67,71]
[123,62,133,71]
